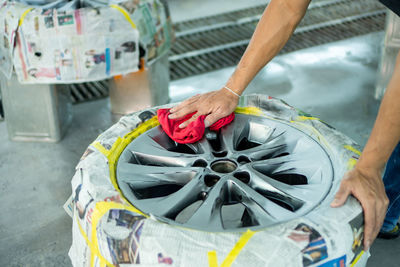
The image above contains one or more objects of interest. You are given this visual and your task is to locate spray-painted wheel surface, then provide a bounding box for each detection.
[117,114,333,232]
[68,95,370,267]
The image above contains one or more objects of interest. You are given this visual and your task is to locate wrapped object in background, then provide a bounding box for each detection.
[0,0,173,84]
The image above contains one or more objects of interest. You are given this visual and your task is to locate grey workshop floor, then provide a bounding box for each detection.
[1,32,400,266]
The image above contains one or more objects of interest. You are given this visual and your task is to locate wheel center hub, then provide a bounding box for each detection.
[210,160,237,173]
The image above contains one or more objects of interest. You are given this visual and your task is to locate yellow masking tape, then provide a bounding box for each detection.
[221,230,255,267]
[76,212,109,267]
[110,4,137,29]
[77,202,146,267]
[344,145,361,156]
[208,230,255,267]
[350,250,365,267]
[86,117,160,266]
[90,202,146,266]
[208,251,218,267]
[297,116,321,121]
[347,158,358,170]
[91,115,259,267]
[235,106,263,116]
[92,116,159,197]
[92,141,112,157]
[290,120,331,150]
[19,8,33,27]
[76,215,93,258]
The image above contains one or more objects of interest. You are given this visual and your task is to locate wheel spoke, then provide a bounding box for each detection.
[126,133,200,167]
[228,178,294,223]
[186,180,226,229]
[219,122,237,153]
[132,175,205,218]
[118,162,201,188]
[197,136,214,156]
[219,115,251,153]
[245,165,318,204]
[251,150,323,180]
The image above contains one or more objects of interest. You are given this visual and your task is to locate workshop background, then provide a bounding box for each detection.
[0,0,400,266]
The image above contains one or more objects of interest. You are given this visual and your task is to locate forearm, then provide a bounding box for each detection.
[357,52,400,173]
[226,0,310,94]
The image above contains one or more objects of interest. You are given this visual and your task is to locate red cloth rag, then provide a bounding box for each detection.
[157,108,235,144]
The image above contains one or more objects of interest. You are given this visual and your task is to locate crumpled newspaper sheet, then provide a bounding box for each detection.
[0,0,173,83]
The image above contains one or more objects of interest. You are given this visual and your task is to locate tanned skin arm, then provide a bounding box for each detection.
[331,53,400,250]
[169,0,311,127]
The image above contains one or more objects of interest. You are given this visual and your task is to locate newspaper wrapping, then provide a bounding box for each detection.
[0,0,173,83]
[66,94,370,267]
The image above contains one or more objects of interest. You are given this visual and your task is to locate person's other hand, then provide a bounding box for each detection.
[168,88,239,128]
[330,167,389,251]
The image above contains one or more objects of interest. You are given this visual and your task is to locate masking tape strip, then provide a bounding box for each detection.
[91,116,159,217]
[235,106,263,116]
[297,115,321,121]
[221,230,255,267]
[110,4,137,29]
[76,215,93,261]
[350,250,365,267]
[344,145,361,156]
[208,251,218,267]
[19,8,33,27]
[290,120,331,150]
[76,202,145,267]
[92,115,260,267]
[76,212,108,267]
[87,117,159,266]
[347,158,358,170]
[90,202,145,266]
[92,141,112,157]
[207,230,255,267]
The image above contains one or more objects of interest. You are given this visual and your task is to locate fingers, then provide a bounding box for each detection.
[361,198,376,250]
[331,180,351,208]
[178,112,201,128]
[204,113,221,128]
[331,169,389,251]
[169,95,202,120]
[363,191,388,250]
[169,104,197,120]
[170,94,200,114]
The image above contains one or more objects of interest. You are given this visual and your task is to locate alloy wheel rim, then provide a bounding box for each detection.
[116,114,333,232]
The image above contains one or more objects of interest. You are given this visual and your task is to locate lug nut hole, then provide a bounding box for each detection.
[192,159,208,168]
[233,171,250,184]
[204,174,221,187]
[237,155,251,164]
[212,151,228,157]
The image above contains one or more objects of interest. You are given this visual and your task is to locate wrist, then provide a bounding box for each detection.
[219,87,240,103]
[223,86,240,98]
[354,158,384,178]
[356,146,388,175]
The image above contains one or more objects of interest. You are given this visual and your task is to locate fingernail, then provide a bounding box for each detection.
[168,114,174,119]
[330,199,339,207]
[204,121,210,128]
[179,124,184,128]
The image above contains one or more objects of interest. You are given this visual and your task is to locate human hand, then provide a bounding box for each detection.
[330,167,389,251]
[168,88,239,128]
